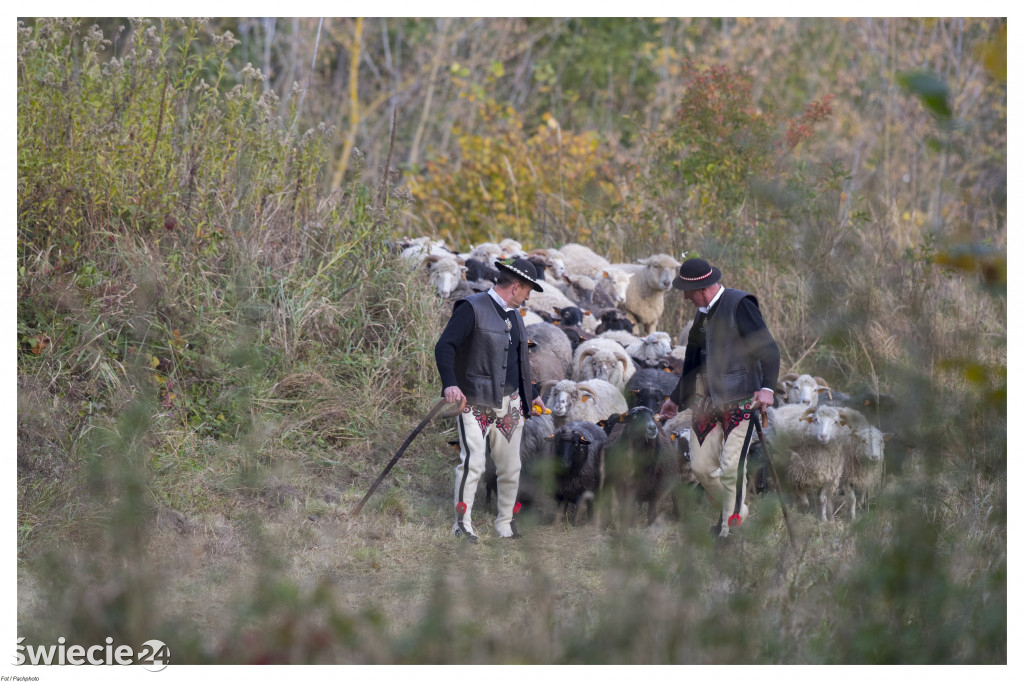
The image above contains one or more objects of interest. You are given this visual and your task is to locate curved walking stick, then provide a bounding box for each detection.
[350,398,449,516]
[752,408,798,549]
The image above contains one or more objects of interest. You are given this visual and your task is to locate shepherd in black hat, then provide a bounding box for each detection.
[659,257,780,539]
[435,256,547,544]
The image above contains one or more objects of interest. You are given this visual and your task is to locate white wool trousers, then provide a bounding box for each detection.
[452,392,524,538]
[689,418,755,537]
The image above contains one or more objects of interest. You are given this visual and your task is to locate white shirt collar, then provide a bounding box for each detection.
[487,287,514,312]
[698,285,725,314]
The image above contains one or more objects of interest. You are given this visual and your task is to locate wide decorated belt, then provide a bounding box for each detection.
[692,394,756,446]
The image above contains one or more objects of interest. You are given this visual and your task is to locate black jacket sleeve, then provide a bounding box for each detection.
[735,297,780,393]
[434,300,475,392]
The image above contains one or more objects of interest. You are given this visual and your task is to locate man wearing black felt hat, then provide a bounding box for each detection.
[435,256,547,543]
[659,257,780,538]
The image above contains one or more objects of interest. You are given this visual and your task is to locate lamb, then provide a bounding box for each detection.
[572,337,636,391]
[836,407,890,519]
[619,254,681,335]
[601,406,680,525]
[547,420,608,524]
[766,404,846,521]
[595,268,632,307]
[526,322,574,378]
[422,253,466,298]
[542,378,628,428]
[625,367,679,413]
[777,372,833,408]
[559,242,613,277]
[625,331,673,367]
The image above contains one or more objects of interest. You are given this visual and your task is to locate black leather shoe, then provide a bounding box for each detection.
[454,528,479,544]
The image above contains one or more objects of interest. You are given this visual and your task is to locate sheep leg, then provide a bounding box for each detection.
[846,483,858,520]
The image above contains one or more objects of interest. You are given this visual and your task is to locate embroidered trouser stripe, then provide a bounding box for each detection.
[451,394,524,538]
[455,415,472,534]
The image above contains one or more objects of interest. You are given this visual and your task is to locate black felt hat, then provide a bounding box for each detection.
[494,257,544,292]
[671,258,722,291]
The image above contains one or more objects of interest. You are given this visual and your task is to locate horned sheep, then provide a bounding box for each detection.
[572,337,637,391]
[543,378,628,428]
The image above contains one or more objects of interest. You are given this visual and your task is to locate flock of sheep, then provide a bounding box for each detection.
[400,236,894,526]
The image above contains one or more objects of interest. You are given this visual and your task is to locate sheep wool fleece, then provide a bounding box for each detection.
[453,392,524,538]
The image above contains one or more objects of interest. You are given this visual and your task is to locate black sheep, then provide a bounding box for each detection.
[547,420,608,524]
[602,406,680,525]
[625,368,680,412]
[594,307,635,334]
[464,257,500,283]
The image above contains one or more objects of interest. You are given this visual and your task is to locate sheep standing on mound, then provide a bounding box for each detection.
[620,254,681,335]
[548,420,608,524]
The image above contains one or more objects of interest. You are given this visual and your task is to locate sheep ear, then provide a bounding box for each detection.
[597,419,607,428]
[664,367,672,372]
[602,270,609,278]
[883,433,894,441]
[632,389,640,395]
[519,309,528,317]
[579,436,590,445]
[545,434,555,441]
[447,440,460,449]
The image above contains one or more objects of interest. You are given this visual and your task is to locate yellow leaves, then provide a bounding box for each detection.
[150,354,161,369]
[28,333,51,355]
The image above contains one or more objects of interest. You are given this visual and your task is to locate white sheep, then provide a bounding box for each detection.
[596,268,633,307]
[767,404,846,521]
[572,337,636,387]
[625,332,673,366]
[464,241,503,263]
[836,407,890,519]
[530,248,568,281]
[422,253,466,298]
[619,254,681,335]
[543,378,629,428]
[498,238,527,258]
[559,243,612,277]
[597,329,643,349]
[401,237,451,265]
[778,372,833,408]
